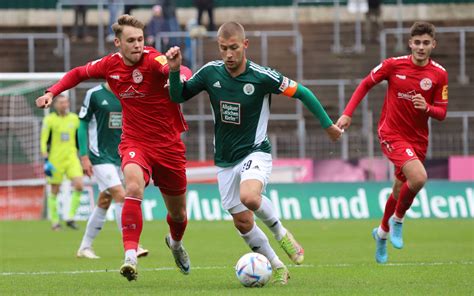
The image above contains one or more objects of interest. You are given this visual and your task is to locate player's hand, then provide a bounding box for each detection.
[43,159,56,177]
[325,124,344,142]
[80,155,93,177]
[412,94,427,111]
[336,115,352,130]
[36,92,54,109]
[165,46,182,72]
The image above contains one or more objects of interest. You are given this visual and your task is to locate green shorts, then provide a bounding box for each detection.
[47,157,83,184]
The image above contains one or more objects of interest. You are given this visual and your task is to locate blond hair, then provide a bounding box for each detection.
[217,22,246,40]
[112,14,145,38]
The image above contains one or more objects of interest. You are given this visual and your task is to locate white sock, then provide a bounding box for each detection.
[169,236,182,250]
[114,202,123,232]
[393,214,404,223]
[377,226,388,239]
[240,223,278,264]
[125,249,137,264]
[79,206,107,250]
[254,195,287,241]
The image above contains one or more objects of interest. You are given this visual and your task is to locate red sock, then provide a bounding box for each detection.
[122,197,143,251]
[380,194,397,232]
[395,182,417,219]
[167,214,187,241]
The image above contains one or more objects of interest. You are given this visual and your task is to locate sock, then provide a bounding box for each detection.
[380,194,397,232]
[121,197,143,252]
[68,190,82,220]
[114,202,123,232]
[254,195,286,241]
[47,193,59,225]
[79,206,107,250]
[240,223,279,265]
[395,182,418,219]
[125,249,137,264]
[166,213,187,249]
[377,226,388,239]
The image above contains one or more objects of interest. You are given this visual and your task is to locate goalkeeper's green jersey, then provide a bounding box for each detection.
[78,84,122,166]
[180,60,293,167]
[40,112,80,163]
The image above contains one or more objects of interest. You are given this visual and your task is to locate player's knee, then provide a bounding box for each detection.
[98,195,112,209]
[233,214,254,234]
[125,182,143,197]
[240,191,260,211]
[168,208,187,221]
[409,172,427,191]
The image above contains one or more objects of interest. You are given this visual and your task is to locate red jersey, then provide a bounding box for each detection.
[48,47,189,147]
[344,55,448,145]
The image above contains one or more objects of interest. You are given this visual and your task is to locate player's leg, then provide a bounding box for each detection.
[153,141,189,274]
[77,190,111,259]
[240,152,304,264]
[231,209,289,285]
[120,162,146,281]
[390,159,427,249]
[66,158,84,229]
[48,183,61,230]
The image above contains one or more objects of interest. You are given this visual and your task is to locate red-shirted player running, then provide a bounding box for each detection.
[36,15,192,280]
[336,22,448,264]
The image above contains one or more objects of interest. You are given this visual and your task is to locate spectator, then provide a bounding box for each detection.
[365,0,382,43]
[157,0,181,48]
[107,0,123,42]
[72,5,93,42]
[145,5,167,47]
[194,0,215,31]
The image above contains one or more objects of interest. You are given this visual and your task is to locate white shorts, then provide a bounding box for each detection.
[92,164,123,193]
[217,152,272,214]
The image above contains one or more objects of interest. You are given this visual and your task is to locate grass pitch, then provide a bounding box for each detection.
[0,219,472,295]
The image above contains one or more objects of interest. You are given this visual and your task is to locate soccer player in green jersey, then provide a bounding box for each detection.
[76,82,149,259]
[40,95,83,231]
[166,22,343,285]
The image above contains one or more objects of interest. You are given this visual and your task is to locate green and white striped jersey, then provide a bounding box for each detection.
[79,84,122,166]
[182,60,291,167]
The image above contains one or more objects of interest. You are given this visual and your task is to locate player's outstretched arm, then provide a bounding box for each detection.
[78,120,93,177]
[165,46,186,103]
[292,84,342,141]
[36,92,54,109]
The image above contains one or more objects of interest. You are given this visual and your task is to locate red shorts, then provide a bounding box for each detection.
[119,140,187,196]
[380,138,427,182]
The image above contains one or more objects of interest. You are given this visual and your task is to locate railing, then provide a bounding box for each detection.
[380,26,474,84]
[55,0,156,56]
[0,33,70,72]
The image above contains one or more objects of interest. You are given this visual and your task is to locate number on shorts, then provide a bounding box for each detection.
[129,151,136,158]
[405,148,414,157]
[242,160,253,171]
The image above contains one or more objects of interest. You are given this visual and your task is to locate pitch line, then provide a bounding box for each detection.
[1,261,472,277]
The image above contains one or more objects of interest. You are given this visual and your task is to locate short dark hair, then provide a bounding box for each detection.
[112,14,145,38]
[410,21,436,39]
[217,22,246,40]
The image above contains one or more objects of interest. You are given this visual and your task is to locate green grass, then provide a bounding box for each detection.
[0,220,473,295]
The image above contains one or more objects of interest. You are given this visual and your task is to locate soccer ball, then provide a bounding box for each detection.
[235,252,272,287]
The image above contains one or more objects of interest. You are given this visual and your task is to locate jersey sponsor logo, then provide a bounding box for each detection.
[109,112,122,128]
[243,83,255,95]
[397,90,417,101]
[213,81,221,88]
[119,85,145,99]
[154,55,167,65]
[442,85,448,100]
[109,74,120,80]
[101,99,109,105]
[60,132,70,142]
[420,78,432,91]
[132,69,143,84]
[396,74,406,80]
[220,101,241,125]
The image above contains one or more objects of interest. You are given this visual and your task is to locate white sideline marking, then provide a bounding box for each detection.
[1,261,472,276]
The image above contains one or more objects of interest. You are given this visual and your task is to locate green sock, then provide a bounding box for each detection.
[68,190,82,220]
[47,194,59,225]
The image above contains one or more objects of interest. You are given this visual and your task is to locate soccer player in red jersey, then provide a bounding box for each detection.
[36,15,192,280]
[336,21,448,263]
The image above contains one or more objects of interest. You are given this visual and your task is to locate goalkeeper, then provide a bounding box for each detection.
[41,95,83,231]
